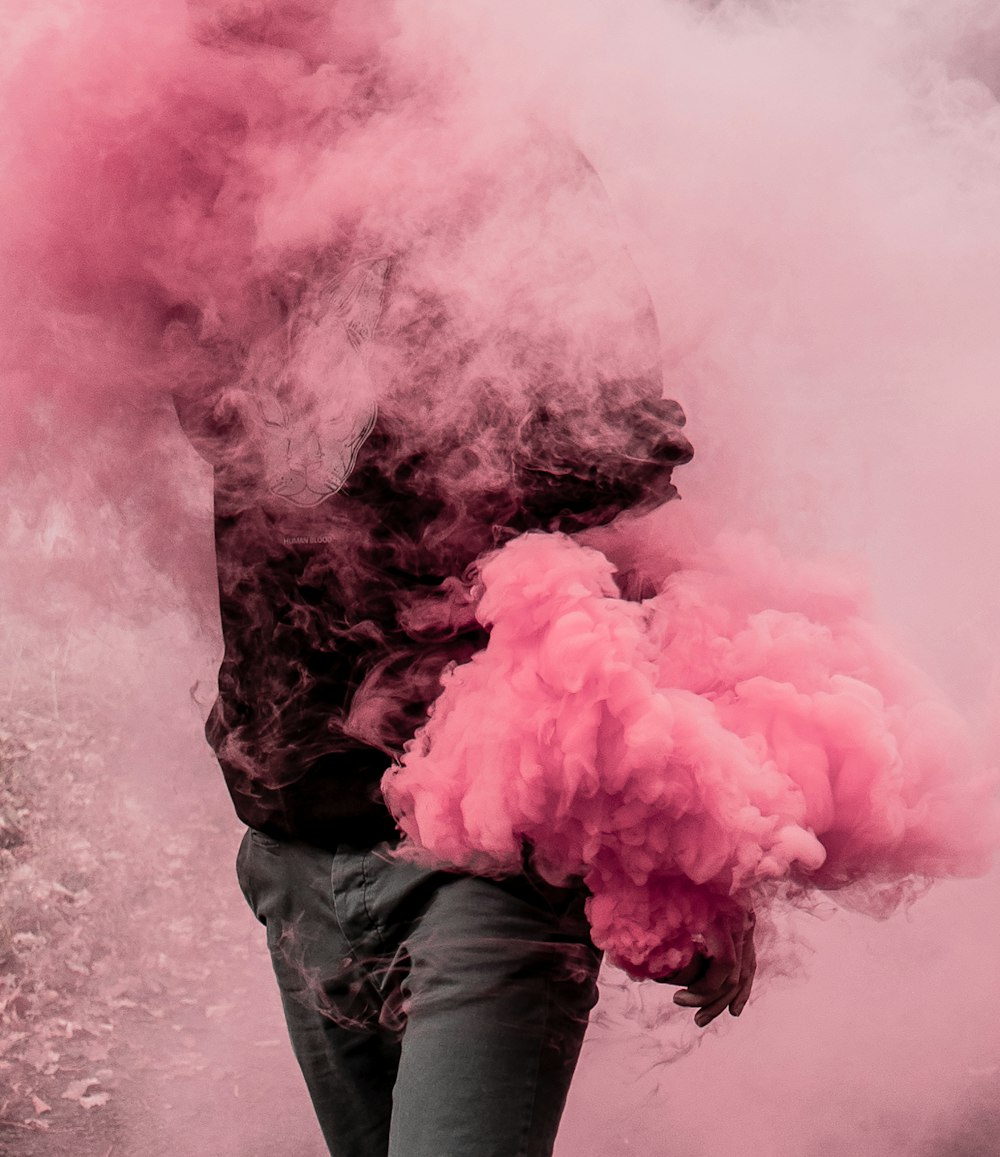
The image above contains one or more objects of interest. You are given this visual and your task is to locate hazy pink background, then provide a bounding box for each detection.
[3,0,1000,1153]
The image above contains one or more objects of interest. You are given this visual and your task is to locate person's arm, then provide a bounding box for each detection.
[514,384,693,535]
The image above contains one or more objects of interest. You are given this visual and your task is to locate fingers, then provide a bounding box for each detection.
[729,916,757,1018]
[671,908,756,1028]
[653,952,711,988]
[671,954,731,1006]
[694,986,736,1028]
[671,954,733,1028]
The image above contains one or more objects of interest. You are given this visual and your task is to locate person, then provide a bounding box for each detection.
[170,11,755,1157]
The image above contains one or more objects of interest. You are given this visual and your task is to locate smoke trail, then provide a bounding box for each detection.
[4,1,1000,1151]
[3,0,999,950]
[383,519,996,979]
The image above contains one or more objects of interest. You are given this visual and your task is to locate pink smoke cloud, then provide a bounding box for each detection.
[384,524,996,979]
[3,0,1000,1153]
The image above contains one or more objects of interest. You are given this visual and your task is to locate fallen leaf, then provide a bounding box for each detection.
[61,1077,99,1102]
[0,1032,28,1057]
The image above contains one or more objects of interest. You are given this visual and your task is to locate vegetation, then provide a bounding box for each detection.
[0,669,323,1156]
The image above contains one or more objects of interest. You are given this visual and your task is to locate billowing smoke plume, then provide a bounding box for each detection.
[2,0,999,1003]
[384,521,996,978]
[0,0,692,782]
[6,1,1000,1153]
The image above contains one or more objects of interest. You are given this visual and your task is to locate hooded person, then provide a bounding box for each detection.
[7,0,751,1151]
[166,12,757,1153]
[172,145,750,1155]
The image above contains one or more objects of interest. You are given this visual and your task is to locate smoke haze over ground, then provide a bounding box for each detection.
[3,0,1000,1153]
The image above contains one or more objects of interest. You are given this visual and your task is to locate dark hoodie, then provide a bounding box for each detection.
[175,185,693,850]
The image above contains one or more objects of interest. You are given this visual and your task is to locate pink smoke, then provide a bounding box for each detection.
[0,0,674,627]
[4,0,1000,1152]
[384,523,996,980]
[3,0,998,987]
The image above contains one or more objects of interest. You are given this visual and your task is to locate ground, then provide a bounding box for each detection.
[0,679,326,1157]
[3,651,999,1157]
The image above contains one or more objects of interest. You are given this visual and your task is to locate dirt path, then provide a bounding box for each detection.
[0,695,326,1157]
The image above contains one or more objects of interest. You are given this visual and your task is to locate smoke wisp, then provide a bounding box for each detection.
[4,0,1000,1153]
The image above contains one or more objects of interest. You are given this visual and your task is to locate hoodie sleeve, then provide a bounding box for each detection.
[504,142,694,533]
[513,383,694,534]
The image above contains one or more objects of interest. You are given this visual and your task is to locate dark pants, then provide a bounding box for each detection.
[236,828,603,1157]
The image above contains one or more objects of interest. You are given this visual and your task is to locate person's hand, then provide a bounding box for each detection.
[656,908,756,1028]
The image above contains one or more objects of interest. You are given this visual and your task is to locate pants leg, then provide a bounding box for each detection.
[236,829,402,1157]
[237,828,602,1157]
[389,871,602,1157]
